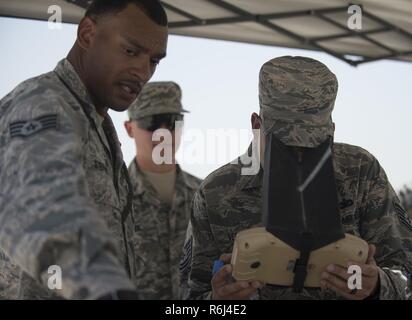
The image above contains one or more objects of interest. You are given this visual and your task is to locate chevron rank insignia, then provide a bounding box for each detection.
[9,114,58,138]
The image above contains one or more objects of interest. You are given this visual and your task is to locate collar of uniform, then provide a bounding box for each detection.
[176,165,199,191]
[96,112,106,127]
[171,164,199,208]
[54,59,103,128]
[235,143,263,191]
[128,158,149,197]
[128,159,196,207]
[240,166,263,190]
[128,158,174,201]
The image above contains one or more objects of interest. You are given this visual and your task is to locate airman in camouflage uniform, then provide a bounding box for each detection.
[125,82,201,299]
[183,56,412,300]
[0,59,136,300]
[0,0,168,299]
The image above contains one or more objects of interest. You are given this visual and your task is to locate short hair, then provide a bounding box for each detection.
[85,0,168,26]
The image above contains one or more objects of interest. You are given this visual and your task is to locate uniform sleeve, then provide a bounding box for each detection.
[186,189,219,300]
[358,158,412,300]
[179,221,193,299]
[0,98,135,299]
[179,176,203,299]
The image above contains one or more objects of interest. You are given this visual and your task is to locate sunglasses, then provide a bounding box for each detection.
[134,113,184,132]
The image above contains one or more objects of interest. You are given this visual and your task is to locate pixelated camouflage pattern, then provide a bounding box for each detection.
[259,56,338,148]
[0,59,137,299]
[399,186,412,220]
[128,81,188,120]
[184,143,412,300]
[128,159,201,299]
[180,220,196,300]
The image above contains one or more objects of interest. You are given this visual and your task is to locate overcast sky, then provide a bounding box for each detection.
[1,17,411,191]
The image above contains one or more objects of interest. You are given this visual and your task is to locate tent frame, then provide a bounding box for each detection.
[2,0,412,66]
[161,0,412,66]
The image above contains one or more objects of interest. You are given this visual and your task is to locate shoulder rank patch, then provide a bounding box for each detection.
[9,114,58,138]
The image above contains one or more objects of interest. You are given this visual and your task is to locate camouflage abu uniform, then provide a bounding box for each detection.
[0,59,137,299]
[184,56,412,300]
[399,186,412,220]
[127,82,201,299]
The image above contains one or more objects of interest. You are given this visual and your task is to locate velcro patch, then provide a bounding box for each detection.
[9,114,58,138]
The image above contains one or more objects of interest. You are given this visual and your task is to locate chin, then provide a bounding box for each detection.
[108,103,130,112]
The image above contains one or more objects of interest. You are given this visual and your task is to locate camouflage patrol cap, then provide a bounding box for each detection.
[259,56,338,148]
[128,81,188,120]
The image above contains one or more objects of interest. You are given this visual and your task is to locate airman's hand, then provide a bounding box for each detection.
[320,244,379,300]
[211,253,264,300]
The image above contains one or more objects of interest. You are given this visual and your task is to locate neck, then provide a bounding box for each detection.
[136,155,176,173]
[67,45,107,117]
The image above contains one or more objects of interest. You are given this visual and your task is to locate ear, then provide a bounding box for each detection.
[124,121,135,138]
[251,112,261,130]
[77,16,97,51]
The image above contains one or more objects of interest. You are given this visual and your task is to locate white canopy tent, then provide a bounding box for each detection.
[1,0,412,66]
